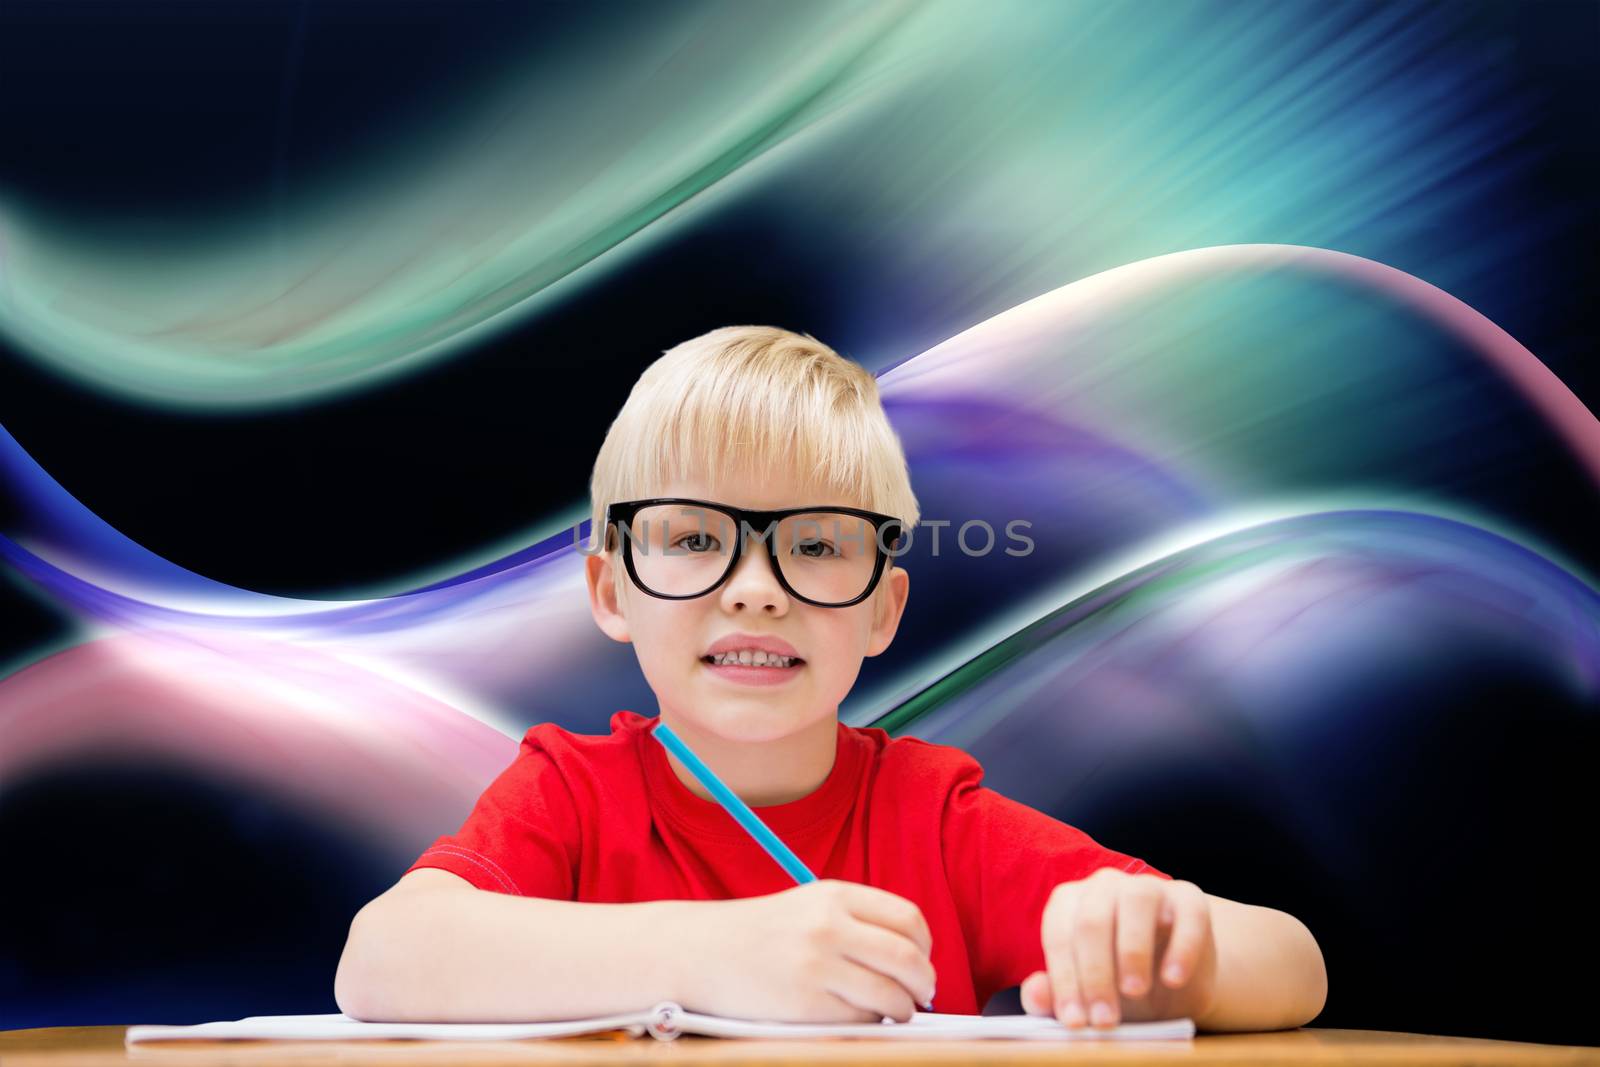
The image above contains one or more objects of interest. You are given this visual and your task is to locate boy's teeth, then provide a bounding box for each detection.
[708,650,796,667]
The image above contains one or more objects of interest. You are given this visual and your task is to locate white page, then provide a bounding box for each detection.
[125,1011,651,1044]
[663,1008,1196,1041]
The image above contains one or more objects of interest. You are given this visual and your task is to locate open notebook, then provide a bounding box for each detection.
[126,1004,1195,1044]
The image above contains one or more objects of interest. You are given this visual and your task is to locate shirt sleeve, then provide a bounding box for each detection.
[403,729,581,899]
[940,750,1172,1004]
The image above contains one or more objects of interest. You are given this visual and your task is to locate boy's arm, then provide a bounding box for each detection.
[1031,873,1328,1032]
[1182,893,1327,1031]
[334,867,700,1022]
[335,869,939,1024]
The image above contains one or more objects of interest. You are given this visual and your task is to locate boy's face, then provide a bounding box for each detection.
[585,467,910,744]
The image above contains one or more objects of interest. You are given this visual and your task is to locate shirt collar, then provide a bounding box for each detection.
[616,710,865,842]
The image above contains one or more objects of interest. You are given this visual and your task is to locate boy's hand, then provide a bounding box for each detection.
[1020,866,1217,1029]
[678,879,936,1024]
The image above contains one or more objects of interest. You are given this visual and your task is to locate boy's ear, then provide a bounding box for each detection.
[585,551,632,644]
[864,565,909,658]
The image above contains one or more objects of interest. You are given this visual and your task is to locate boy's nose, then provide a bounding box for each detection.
[719,539,788,610]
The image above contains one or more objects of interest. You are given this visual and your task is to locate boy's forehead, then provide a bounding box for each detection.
[656,465,858,511]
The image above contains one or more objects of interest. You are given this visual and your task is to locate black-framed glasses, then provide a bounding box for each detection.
[604,498,906,608]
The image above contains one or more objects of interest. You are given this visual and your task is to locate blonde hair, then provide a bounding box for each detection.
[587,326,920,597]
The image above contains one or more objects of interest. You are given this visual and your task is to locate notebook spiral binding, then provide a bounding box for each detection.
[645,1001,682,1041]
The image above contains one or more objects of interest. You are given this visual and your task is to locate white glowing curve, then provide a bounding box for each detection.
[879,243,1600,490]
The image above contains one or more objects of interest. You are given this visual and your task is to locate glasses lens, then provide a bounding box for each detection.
[625,504,738,597]
[773,511,880,605]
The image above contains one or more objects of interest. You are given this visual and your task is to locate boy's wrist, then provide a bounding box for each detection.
[646,897,716,1008]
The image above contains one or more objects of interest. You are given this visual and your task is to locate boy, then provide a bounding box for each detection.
[334,326,1327,1030]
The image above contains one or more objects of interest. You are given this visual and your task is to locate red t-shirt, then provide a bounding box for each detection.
[405,710,1171,1015]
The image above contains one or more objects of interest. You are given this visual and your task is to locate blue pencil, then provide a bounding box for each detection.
[651,719,934,1012]
[652,719,817,884]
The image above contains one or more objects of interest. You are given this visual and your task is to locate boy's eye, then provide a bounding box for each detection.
[794,540,839,559]
[675,533,721,553]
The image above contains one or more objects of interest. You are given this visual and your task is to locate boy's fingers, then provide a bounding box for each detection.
[1020,970,1052,1015]
[1071,877,1120,1026]
[819,990,889,1025]
[1040,890,1085,1026]
[1114,881,1164,999]
[825,957,918,1024]
[840,919,937,1007]
[1158,882,1211,987]
[842,883,933,957]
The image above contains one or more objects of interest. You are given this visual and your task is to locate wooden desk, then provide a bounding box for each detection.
[0,1025,1595,1066]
